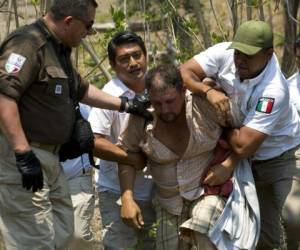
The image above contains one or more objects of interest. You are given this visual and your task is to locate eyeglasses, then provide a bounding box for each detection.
[74,17,95,33]
[116,51,143,65]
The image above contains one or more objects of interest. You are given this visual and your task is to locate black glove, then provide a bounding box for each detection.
[125,90,153,121]
[15,150,43,192]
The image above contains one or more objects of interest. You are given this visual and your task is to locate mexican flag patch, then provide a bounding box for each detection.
[256,97,275,113]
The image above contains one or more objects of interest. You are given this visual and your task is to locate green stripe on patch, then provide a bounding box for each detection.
[256,97,274,114]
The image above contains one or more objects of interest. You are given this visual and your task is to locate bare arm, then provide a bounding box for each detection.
[180,58,212,95]
[81,84,123,111]
[202,152,239,186]
[119,164,144,229]
[180,58,230,121]
[93,134,146,169]
[0,94,30,152]
[225,126,267,158]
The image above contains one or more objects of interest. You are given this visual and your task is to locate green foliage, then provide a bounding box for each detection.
[123,221,157,250]
[111,6,126,30]
[83,0,293,84]
[273,32,285,47]
[211,31,228,44]
[29,0,40,5]
[88,73,108,89]
[247,0,259,7]
[95,6,127,60]
[84,58,97,67]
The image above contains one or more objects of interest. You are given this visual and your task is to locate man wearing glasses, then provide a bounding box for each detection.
[0,0,151,249]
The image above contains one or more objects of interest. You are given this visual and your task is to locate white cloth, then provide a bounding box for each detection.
[88,78,153,201]
[209,159,260,250]
[287,71,300,113]
[62,103,92,180]
[194,42,300,160]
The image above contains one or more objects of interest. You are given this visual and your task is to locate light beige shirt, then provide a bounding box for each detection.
[119,91,230,215]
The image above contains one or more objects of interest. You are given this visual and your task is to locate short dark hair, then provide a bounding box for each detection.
[145,64,183,92]
[50,0,98,20]
[108,31,146,64]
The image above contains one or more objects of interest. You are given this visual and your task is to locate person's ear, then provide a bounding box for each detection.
[63,16,73,30]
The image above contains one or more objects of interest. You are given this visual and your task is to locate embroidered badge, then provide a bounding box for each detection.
[55,84,62,95]
[256,97,275,113]
[5,53,26,74]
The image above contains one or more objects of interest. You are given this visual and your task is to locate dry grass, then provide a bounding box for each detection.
[91,196,104,250]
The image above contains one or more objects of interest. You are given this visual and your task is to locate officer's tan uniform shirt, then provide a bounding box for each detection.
[0,19,89,144]
[119,92,227,215]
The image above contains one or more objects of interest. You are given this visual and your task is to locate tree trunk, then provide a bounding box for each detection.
[281,0,299,77]
[40,0,52,15]
[257,0,265,21]
[226,0,238,35]
[172,0,194,55]
[190,0,212,48]
[246,0,252,20]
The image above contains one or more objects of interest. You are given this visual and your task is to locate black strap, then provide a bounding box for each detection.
[119,96,128,112]
[34,20,78,107]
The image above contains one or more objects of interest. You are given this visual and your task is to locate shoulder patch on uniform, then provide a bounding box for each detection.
[5,53,26,74]
[256,97,275,114]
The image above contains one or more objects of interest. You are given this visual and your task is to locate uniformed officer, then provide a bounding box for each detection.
[0,0,150,249]
[181,20,300,250]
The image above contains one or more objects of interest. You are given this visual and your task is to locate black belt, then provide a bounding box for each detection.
[252,146,298,165]
[252,156,277,165]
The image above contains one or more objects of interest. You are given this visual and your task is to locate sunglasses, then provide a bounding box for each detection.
[74,17,94,32]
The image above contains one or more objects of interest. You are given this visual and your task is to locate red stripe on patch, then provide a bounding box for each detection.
[266,100,273,113]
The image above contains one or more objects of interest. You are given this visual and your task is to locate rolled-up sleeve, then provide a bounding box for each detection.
[0,35,39,101]
[76,72,89,101]
[118,114,146,153]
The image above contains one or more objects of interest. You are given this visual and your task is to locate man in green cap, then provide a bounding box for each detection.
[181,20,300,250]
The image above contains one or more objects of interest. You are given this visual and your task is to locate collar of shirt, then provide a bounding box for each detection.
[234,55,277,114]
[287,71,300,87]
[37,18,71,56]
[232,55,275,88]
[108,78,135,98]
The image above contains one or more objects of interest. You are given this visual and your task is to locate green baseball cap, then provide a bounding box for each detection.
[228,20,273,55]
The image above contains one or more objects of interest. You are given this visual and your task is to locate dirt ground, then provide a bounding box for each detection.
[91,195,105,250]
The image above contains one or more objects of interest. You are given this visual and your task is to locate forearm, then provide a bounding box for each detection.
[93,136,139,166]
[0,94,30,152]
[182,71,212,96]
[94,136,126,161]
[81,84,124,111]
[223,151,240,170]
[180,60,211,96]
[226,129,250,158]
[119,164,137,202]
[225,127,266,158]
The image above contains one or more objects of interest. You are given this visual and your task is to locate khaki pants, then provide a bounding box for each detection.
[0,135,73,250]
[253,145,300,250]
[66,173,95,250]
